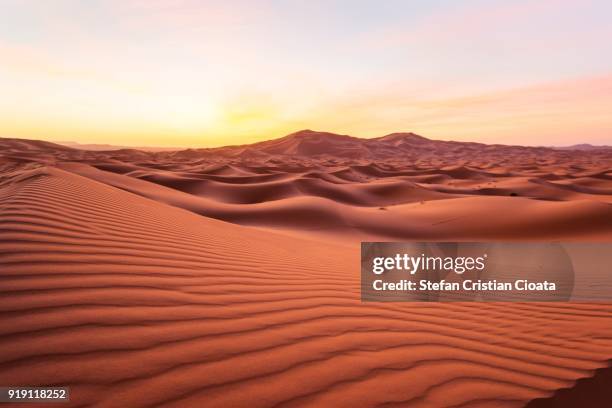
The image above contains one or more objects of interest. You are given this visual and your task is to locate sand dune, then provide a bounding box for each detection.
[57,161,612,242]
[1,132,612,407]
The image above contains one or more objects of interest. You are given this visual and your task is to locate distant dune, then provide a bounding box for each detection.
[52,131,611,154]
[1,131,612,407]
[2,131,610,242]
[552,143,612,151]
[56,141,182,152]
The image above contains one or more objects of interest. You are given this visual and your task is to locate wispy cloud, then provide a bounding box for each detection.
[314,73,612,145]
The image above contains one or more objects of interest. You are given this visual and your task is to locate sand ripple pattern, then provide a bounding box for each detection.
[2,165,612,407]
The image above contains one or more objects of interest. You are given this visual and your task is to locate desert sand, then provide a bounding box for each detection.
[1,130,612,407]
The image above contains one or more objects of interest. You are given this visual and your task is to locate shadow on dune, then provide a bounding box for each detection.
[525,362,612,408]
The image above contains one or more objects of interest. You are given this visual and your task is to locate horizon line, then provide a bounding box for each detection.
[1,129,609,151]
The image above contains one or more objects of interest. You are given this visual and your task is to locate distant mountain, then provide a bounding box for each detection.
[2,131,610,162]
[206,129,515,159]
[552,143,611,151]
[56,141,180,152]
[244,130,370,157]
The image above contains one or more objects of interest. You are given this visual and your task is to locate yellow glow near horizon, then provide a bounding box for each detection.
[1,69,611,148]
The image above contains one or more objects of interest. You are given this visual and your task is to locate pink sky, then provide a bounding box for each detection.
[0,0,611,147]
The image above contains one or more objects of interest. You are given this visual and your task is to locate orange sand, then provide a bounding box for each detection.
[1,131,612,407]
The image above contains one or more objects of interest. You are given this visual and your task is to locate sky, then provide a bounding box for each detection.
[1,0,611,147]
